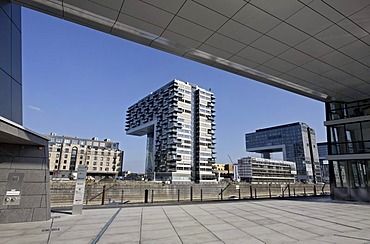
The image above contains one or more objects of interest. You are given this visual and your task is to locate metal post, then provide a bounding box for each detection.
[144,189,149,203]
[238,188,241,200]
[85,186,89,205]
[288,184,291,197]
[293,187,296,197]
[101,185,106,205]
[121,189,124,204]
[201,189,203,202]
[254,188,257,198]
[178,189,180,202]
[313,184,317,196]
[220,188,223,201]
[190,186,193,201]
[250,185,253,199]
[151,189,154,203]
[269,184,272,198]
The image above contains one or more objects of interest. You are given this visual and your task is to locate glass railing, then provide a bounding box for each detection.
[329,100,370,120]
[331,140,370,154]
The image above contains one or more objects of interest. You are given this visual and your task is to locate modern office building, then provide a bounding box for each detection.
[325,101,370,201]
[0,0,51,224]
[246,122,322,183]
[2,0,370,223]
[48,133,124,180]
[126,79,216,183]
[318,142,330,183]
[238,157,297,184]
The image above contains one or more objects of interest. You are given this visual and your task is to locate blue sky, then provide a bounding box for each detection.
[22,8,326,172]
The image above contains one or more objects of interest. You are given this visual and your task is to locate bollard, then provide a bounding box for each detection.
[220,188,223,201]
[121,189,124,204]
[304,187,306,196]
[238,188,241,200]
[250,185,253,199]
[293,187,296,197]
[151,189,154,203]
[101,185,106,205]
[313,185,317,196]
[144,189,149,203]
[269,184,272,198]
[201,189,203,202]
[190,186,193,201]
[288,184,291,197]
[178,189,180,202]
[254,188,257,198]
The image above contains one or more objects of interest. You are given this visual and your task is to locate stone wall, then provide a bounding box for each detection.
[0,143,50,223]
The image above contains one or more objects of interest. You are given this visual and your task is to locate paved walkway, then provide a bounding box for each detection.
[1,198,370,243]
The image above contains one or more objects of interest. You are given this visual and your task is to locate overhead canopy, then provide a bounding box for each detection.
[14,0,370,102]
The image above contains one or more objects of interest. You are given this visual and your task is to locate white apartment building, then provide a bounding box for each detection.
[126,79,216,183]
[238,157,297,183]
[48,133,124,179]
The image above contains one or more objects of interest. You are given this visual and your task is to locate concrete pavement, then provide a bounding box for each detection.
[1,197,370,243]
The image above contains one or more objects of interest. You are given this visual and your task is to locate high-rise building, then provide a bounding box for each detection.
[48,133,124,179]
[125,79,216,183]
[245,122,322,183]
[237,157,297,183]
[317,142,330,183]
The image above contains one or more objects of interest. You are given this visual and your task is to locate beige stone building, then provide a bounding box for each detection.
[47,133,124,179]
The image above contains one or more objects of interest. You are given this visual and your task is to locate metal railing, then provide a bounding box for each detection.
[50,182,330,207]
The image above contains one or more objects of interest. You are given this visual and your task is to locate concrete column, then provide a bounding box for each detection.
[0,117,51,223]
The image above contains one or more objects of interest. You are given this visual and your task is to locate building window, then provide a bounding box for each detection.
[80,149,85,154]
[54,165,58,169]
[64,154,68,158]
[93,162,97,165]
[105,167,109,171]
[94,156,97,160]
[87,156,90,160]
[100,162,103,166]
[55,160,59,164]
[64,160,67,164]
[107,157,110,161]
[79,161,82,165]
[69,147,78,171]
[100,167,103,171]
[93,167,97,171]
[106,162,109,166]
[65,148,69,153]
[80,155,83,159]
[101,157,103,161]
[63,166,66,169]
[87,161,90,165]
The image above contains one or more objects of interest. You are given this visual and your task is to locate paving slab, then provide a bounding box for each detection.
[1,197,370,243]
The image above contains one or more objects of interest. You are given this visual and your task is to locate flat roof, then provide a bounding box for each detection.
[15,0,370,102]
[246,122,305,134]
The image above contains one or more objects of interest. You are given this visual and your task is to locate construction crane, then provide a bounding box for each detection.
[227,154,239,182]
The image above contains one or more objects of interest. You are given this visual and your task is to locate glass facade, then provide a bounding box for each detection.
[329,121,370,155]
[246,122,321,183]
[0,0,22,124]
[326,99,370,201]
